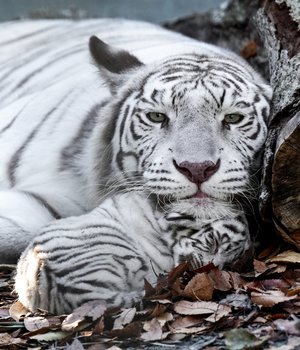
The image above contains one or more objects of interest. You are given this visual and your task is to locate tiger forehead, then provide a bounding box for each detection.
[154,54,252,81]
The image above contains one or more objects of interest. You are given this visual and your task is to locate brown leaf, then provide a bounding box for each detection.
[241,40,257,59]
[174,300,219,315]
[107,321,142,339]
[113,308,136,330]
[9,300,30,321]
[181,273,214,301]
[92,317,105,335]
[141,318,163,341]
[144,279,156,298]
[227,271,246,289]
[251,290,297,307]
[269,250,300,264]
[0,332,26,346]
[205,304,231,323]
[170,325,208,334]
[253,259,269,274]
[193,262,216,273]
[149,303,167,318]
[156,312,173,326]
[170,315,205,329]
[167,262,189,284]
[208,268,232,291]
[62,300,107,332]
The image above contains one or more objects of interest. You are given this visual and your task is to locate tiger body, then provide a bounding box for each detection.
[0,19,241,261]
[16,192,251,314]
[0,19,271,313]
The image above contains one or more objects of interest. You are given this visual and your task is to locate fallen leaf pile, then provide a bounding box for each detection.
[0,248,300,349]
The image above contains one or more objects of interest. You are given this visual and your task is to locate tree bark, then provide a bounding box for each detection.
[165,0,300,249]
[256,0,300,249]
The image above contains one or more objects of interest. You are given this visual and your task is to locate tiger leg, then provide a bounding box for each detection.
[16,242,144,314]
[0,190,56,263]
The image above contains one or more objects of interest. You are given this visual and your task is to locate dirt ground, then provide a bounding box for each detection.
[1,244,299,350]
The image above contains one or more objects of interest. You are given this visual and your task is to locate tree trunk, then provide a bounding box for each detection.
[256,0,300,249]
[165,0,300,249]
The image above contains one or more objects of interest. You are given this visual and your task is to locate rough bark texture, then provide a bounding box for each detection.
[257,0,300,249]
[165,0,300,249]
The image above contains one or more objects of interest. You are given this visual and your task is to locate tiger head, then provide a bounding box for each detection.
[90,36,272,220]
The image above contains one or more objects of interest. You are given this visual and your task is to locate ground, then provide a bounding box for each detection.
[0,244,299,350]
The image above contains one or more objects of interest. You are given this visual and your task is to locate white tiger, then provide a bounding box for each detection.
[0,19,271,312]
[16,193,251,314]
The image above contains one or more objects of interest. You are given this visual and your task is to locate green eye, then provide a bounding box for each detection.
[147,112,168,123]
[224,114,244,124]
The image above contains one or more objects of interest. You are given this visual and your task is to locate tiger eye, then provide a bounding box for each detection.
[146,112,168,123]
[223,114,244,124]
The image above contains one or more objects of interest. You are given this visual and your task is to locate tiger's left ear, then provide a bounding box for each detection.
[89,35,144,93]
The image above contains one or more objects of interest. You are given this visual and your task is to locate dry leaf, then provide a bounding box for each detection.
[253,259,269,274]
[149,298,172,304]
[144,279,156,298]
[9,300,30,321]
[168,262,189,284]
[205,304,231,323]
[156,312,173,326]
[66,338,85,350]
[174,300,219,315]
[274,318,300,336]
[251,290,297,308]
[29,330,70,341]
[62,300,107,332]
[170,315,205,329]
[208,268,232,291]
[170,325,208,334]
[141,318,163,341]
[181,273,214,300]
[241,40,257,59]
[107,321,142,339]
[0,332,26,346]
[221,293,251,310]
[24,316,50,332]
[113,308,136,330]
[269,250,300,264]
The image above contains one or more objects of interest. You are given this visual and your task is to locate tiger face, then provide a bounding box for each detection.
[90,37,272,219]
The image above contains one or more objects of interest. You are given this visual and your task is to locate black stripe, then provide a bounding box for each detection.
[8,94,68,186]
[23,191,61,220]
[60,102,105,172]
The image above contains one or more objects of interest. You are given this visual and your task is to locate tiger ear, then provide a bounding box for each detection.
[89,36,144,93]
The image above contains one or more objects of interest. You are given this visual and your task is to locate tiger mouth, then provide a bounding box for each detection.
[190,190,209,199]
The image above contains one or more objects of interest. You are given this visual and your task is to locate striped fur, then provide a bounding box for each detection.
[0,19,272,312]
[16,193,251,314]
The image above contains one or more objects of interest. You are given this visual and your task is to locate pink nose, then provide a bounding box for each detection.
[174,160,220,184]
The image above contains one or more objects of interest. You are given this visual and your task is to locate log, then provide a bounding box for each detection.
[256,0,300,248]
[272,113,300,248]
[166,0,300,249]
